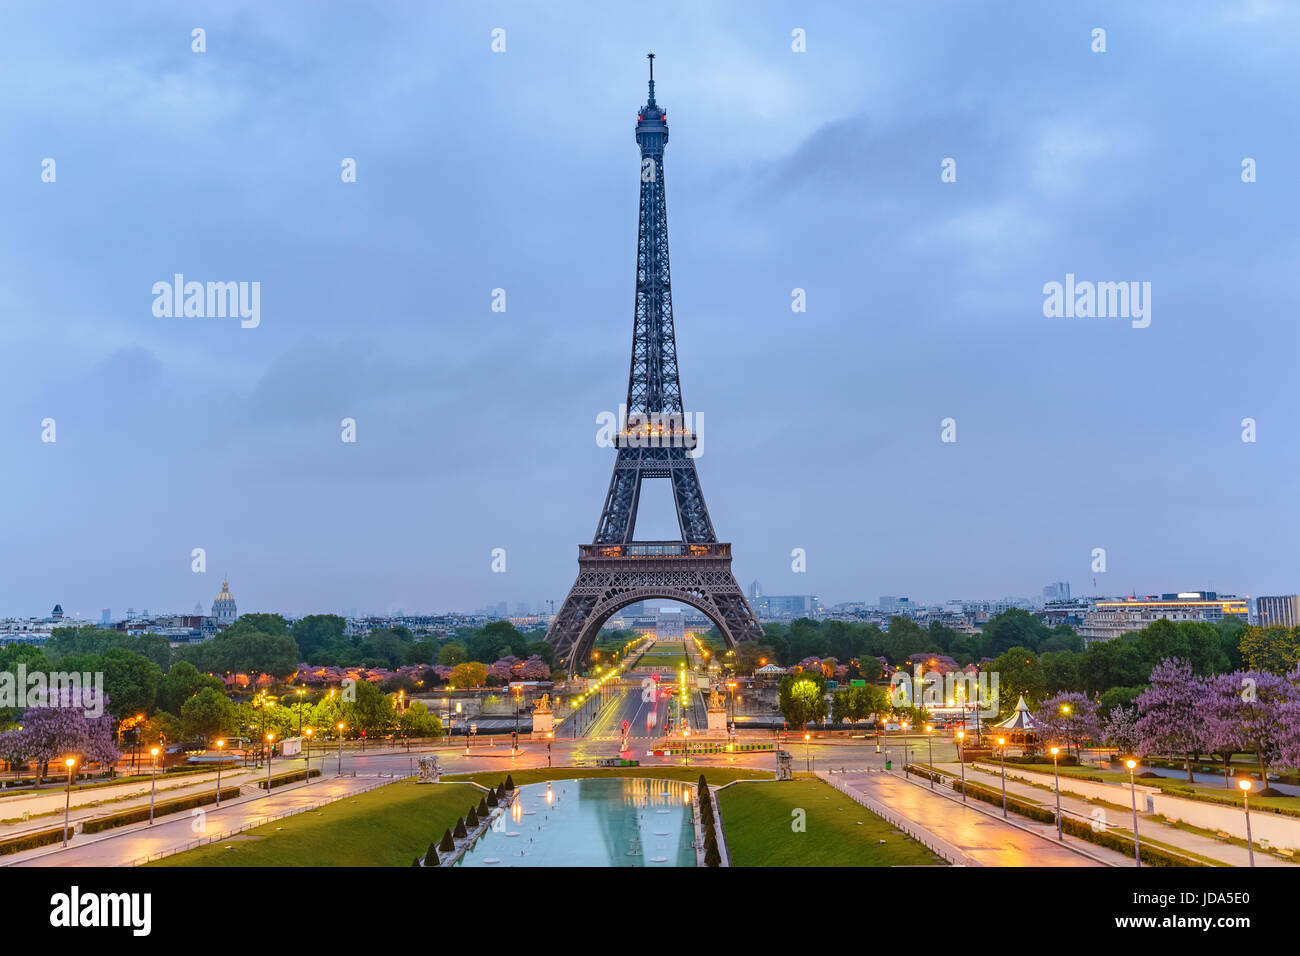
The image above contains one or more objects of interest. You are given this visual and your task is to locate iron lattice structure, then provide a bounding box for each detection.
[547,58,764,673]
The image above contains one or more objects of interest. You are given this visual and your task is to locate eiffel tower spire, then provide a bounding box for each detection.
[546,61,763,673]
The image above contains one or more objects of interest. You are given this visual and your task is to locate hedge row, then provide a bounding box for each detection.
[949,775,1204,867]
[0,823,69,856]
[256,768,322,790]
[82,786,243,833]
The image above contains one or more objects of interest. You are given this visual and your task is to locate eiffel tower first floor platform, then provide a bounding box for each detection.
[545,540,764,673]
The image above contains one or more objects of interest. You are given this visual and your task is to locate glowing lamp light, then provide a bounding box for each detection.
[1125,758,1137,770]
[1238,778,1252,792]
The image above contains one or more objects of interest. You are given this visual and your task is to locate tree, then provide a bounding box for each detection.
[989,647,1046,719]
[1204,669,1300,795]
[1033,692,1100,759]
[980,609,1051,657]
[158,660,224,716]
[448,661,488,689]
[292,615,347,663]
[438,643,468,666]
[1238,626,1300,676]
[101,648,163,719]
[1102,705,1139,756]
[397,702,443,739]
[1040,650,1081,694]
[343,681,394,739]
[180,687,236,743]
[778,673,827,729]
[1135,658,1210,782]
[0,690,119,785]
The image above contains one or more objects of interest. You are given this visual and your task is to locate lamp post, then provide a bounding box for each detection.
[337,722,345,775]
[1050,745,1063,839]
[266,733,275,790]
[295,688,306,736]
[902,721,910,779]
[1239,778,1255,867]
[215,739,225,807]
[924,724,935,789]
[148,747,160,824]
[62,759,76,848]
[997,736,1007,818]
[1125,758,1141,867]
[956,730,967,802]
[304,727,313,783]
[804,732,811,772]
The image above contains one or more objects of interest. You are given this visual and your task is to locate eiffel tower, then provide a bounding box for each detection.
[547,56,763,673]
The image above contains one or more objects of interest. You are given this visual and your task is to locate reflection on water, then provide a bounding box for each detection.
[455,777,698,867]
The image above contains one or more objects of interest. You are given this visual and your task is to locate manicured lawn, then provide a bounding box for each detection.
[443,766,772,789]
[150,780,481,867]
[717,779,945,867]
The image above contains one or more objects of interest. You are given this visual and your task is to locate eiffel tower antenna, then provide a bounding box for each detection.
[546,60,763,673]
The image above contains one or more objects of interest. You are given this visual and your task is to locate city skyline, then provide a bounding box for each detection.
[4,2,1299,618]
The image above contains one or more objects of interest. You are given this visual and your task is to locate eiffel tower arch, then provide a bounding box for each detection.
[547,56,763,673]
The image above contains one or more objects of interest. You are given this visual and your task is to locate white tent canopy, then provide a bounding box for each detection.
[992,694,1038,732]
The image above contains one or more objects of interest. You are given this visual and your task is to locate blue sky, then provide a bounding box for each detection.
[2,1,1298,618]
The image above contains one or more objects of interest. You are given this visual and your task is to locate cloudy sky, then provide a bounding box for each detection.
[2,1,1298,619]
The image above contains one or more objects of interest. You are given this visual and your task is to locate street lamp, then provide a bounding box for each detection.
[1125,758,1141,867]
[1239,778,1255,867]
[1049,745,1063,840]
[804,732,811,772]
[997,737,1007,818]
[62,759,76,848]
[337,722,345,774]
[266,732,275,790]
[956,730,967,803]
[295,687,306,736]
[304,727,313,782]
[924,724,935,790]
[215,739,226,807]
[148,747,160,824]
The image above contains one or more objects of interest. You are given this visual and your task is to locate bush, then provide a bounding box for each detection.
[477,797,489,816]
[704,843,721,867]
[504,774,515,790]
[439,828,455,852]
[454,817,467,838]
[82,786,242,834]
[256,768,322,790]
[466,806,479,827]
[424,843,440,866]
[411,857,421,867]
[486,790,498,808]
[0,824,69,857]
[953,778,1204,867]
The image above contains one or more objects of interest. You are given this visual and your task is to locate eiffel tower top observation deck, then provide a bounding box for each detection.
[545,58,763,672]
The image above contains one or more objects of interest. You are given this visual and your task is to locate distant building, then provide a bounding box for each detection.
[51,604,64,622]
[656,608,685,639]
[749,580,762,600]
[101,608,111,624]
[757,595,821,620]
[211,578,238,627]
[1078,592,1248,647]
[1042,582,1070,603]
[1255,595,1300,630]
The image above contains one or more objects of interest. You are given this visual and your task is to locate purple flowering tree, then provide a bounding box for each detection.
[1135,658,1210,782]
[517,656,550,681]
[0,690,119,787]
[1102,705,1139,757]
[1034,692,1101,759]
[488,657,521,682]
[1204,669,1300,795]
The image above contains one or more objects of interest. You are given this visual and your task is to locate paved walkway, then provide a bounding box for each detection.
[5,773,404,867]
[948,762,1297,867]
[835,771,1124,866]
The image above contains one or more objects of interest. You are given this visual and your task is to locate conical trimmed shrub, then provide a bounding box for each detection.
[454,816,467,838]
[504,774,515,790]
[424,843,440,866]
[705,842,721,867]
[477,797,489,816]
[411,857,421,867]
[466,806,479,827]
[698,773,709,791]
[486,790,498,807]
[439,827,455,852]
